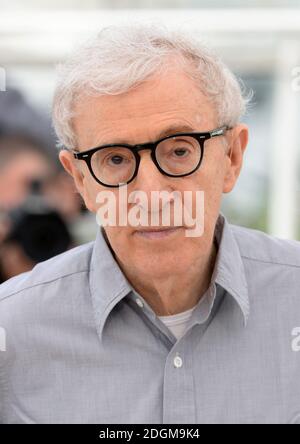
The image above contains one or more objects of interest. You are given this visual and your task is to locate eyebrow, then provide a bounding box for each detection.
[155,124,197,140]
[97,124,198,147]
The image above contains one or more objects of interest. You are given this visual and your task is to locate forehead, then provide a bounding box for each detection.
[73,67,217,149]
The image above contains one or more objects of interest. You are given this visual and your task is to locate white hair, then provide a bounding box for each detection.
[52,21,252,150]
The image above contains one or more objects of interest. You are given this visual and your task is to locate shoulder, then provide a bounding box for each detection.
[227,223,300,329]
[0,240,96,422]
[0,240,95,304]
[230,223,300,268]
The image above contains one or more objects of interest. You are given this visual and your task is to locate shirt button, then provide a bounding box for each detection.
[173,354,183,368]
[135,298,144,308]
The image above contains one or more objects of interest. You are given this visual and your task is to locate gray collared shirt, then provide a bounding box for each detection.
[0,212,300,424]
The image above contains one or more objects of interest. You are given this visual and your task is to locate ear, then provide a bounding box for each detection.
[222,124,249,194]
[59,150,85,195]
[59,150,96,213]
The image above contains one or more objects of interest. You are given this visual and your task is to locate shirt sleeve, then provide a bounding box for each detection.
[0,325,8,423]
[0,353,5,423]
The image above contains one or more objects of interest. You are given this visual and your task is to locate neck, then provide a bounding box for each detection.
[116,239,218,317]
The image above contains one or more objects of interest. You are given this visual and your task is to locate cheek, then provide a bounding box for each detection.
[178,159,224,225]
[181,168,222,205]
[85,179,110,214]
[197,150,225,195]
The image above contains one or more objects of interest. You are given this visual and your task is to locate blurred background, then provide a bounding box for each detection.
[0,0,300,281]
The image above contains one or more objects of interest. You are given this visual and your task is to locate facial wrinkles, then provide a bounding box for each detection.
[98,120,205,149]
[76,104,209,150]
[73,68,216,150]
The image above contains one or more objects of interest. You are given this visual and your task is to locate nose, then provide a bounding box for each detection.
[126,148,186,227]
[128,149,176,218]
[132,149,172,194]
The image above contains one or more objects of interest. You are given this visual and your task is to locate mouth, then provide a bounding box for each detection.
[133,226,184,240]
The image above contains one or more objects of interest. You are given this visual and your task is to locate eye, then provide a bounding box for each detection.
[104,153,132,167]
[173,148,190,157]
[108,155,125,165]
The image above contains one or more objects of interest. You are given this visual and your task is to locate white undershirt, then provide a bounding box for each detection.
[155,235,219,340]
[158,305,196,340]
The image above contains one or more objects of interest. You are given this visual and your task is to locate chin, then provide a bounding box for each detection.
[137,249,190,274]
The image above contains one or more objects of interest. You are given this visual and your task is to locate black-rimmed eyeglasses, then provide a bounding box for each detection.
[72,125,231,188]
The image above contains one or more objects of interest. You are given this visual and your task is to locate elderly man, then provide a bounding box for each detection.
[0,23,300,425]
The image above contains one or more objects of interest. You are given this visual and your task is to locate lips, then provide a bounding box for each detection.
[134,226,181,233]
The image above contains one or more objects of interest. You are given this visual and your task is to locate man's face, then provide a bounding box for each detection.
[60,65,248,278]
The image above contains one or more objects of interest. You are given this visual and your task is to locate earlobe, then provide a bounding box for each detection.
[222,166,234,194]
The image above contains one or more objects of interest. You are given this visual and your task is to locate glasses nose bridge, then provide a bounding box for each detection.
[133,141,162,180]
[134,140,157,155]
[134,141,158,168]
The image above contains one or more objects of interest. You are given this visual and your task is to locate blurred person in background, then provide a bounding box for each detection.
[0,88,93,281]
[0,134,55,211]
[0,88,85,222]
[0,88,58,164]
[0,22,300,424]
[0,184,74,284]
[0,134,75,282]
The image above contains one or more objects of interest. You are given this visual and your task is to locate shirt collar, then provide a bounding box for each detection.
[89,211,249,341]
[212,211,249,325]
[89,226,133,342]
